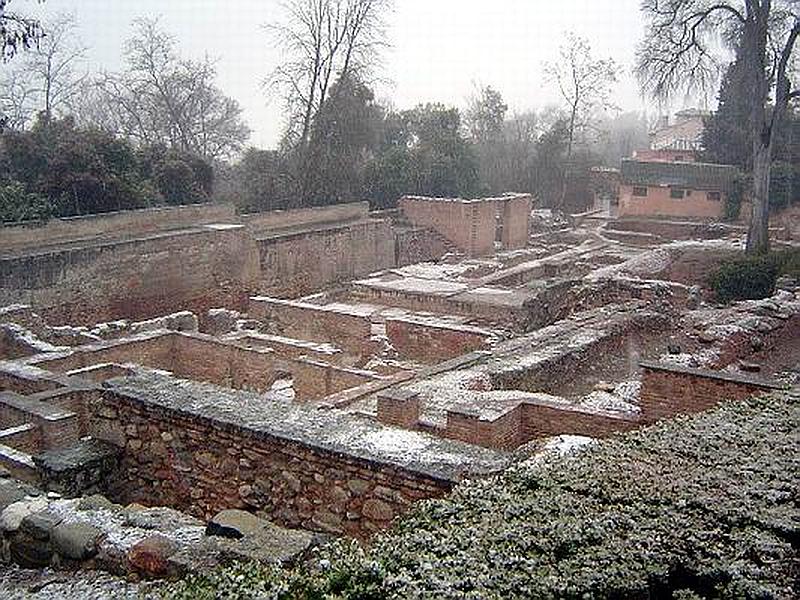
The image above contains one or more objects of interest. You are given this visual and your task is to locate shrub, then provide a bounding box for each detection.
[160,392,799,599]
[0,180,52,223]
[709,248,800,303]
[709,254,779,303]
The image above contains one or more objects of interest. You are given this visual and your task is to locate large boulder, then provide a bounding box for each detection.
[52,521,104,561]
[206,509,264,539]
[127,534,178,578]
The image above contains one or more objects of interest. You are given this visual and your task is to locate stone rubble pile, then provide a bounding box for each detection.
[0,476,316,581]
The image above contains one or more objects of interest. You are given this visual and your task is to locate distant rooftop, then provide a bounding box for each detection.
[621,159,737,191]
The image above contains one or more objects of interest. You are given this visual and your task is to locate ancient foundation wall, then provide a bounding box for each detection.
[350,286,521,322]
[88,389,453,539]
[394,228,451,267]
[256,219,395,298]
[385,319,491,363]
[638,362,780,424]
[0,228,260,326]
[242,202,369,233]
[399,197,496,257]
[249,297,375,359]
[0,203,237,253]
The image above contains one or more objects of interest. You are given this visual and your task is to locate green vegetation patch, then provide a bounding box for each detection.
[163,391,799,599]
[709,248,800,303]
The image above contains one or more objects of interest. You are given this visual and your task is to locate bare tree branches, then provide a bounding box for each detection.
[636,0,799,253]
[0,12,86,128]
[0,0,44,61]
[79,19,250,161]
[265,0,391,151]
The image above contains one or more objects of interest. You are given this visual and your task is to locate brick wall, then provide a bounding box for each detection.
[638,362,780,424]
[500,195,532,250]
[88,390,453,539]
[385,318,491,363]
[376,390,420,429]
[442,400,637,451]
[256,220,395,298]
[399,197,497,257]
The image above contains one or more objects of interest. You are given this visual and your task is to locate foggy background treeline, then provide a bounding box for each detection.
[0,1,797,223]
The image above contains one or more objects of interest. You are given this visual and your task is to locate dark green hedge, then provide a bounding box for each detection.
[163,391,799,599]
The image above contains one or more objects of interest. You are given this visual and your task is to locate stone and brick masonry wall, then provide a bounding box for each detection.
[385,318,491,363]
[0,203,237,253]
[394,227,451,267]
[88,390,454,540]
[250,297,376,360]
[0,227,260,326]
[243,202,369,233]
[399,197,497,257]
[256,219,395,298]
[638,362,781,424]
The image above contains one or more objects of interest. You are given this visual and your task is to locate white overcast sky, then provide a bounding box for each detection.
[20,0,700,149]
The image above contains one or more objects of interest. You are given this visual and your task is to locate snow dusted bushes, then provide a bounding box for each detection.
[709,248,800,303]
[163,391,799,599]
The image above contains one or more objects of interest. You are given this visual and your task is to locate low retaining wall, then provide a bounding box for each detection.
[638,362,782,424]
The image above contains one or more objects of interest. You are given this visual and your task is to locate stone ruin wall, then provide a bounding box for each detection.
[86,389,452,540]
[0,227,260,326]
[0,203,238,253]
[256,219,395,298]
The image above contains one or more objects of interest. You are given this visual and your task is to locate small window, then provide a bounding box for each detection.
[670,188,686,199]
[686,190,692,197]
[633,186,648,197]
[707,191,721,201]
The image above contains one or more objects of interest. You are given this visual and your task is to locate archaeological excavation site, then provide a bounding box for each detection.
[0,194,797,595]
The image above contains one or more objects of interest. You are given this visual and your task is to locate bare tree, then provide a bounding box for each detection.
[0,0,44,61]
[545,33,618,209]
[86,19,250,161]
[31,13,87,123]
[0,12,85,128]
[266,0,391,203]
[637,0,799,254]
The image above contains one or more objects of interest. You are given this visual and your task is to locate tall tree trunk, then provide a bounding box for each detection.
[746,140,772,254]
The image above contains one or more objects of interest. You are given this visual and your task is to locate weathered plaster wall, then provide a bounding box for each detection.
[619,185,725,219]
[0,203,237,253]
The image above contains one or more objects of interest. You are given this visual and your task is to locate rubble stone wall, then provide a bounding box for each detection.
[394,227,451,267]
[88,390,452,540]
